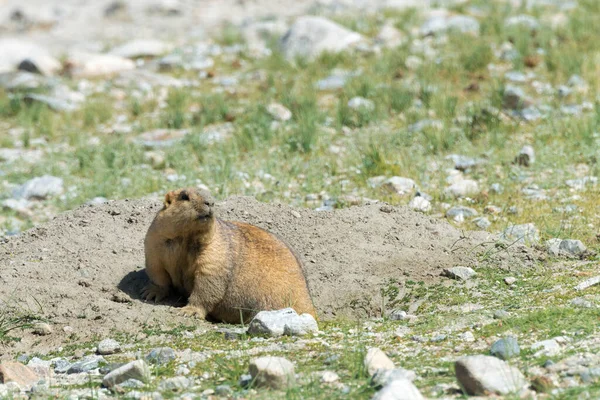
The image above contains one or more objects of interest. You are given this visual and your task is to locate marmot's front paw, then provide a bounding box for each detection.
[178,305,207,319]
[141,283,169,302]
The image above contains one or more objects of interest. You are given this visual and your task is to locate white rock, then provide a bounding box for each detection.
[110,39,172,59]
[455,355,528,395]
[372,368,417,387]
[444,179,479,198]
[248,357,295,389]
[382,176,416,195]
[364,348,395,377]
[575,275,600,291]
[66,52,135,78]
[408,196,431,212]
[319,370,339,383]
[545,238,562,256]
[443,266,476,281]
[373,379,424,400]
[12,175,64,200]
[501,223,540,244]
[375,23,404,48]
[266,103,292,121]
[0,38,60,76]
[559,239,586,256]
[247,308,318,337]
[280,16,363,60]
[420,14,480,36]
[531,339,561,356]
[405,55,423,70]
[347,96,375,111]
[97,339,121,355]
[102,360,150,388]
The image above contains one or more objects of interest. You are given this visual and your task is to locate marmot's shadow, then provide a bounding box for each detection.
[117,269,186,307]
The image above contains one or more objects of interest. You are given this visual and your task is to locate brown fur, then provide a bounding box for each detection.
[141,187,316,323]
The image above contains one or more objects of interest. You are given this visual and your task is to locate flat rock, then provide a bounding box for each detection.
[146,347,176,365]
[382,176,416,195]
[134,129,190,148]
[372,368,417,388]
[280,16,363,60]
[97,339,121,355]
[420,14,480,36]
[0,38,60,76]
[0,71,53,91]
[102,360,150,388]
[455,355,527,395]
[247,308,318,337]
[443,266,476,281]
[372,379,424,400]
[110,39,172,59]
[364,347,395,377]
[446,206,478,221]
[501,223,539,245]
[12,175,64,200]
[531,339,561,356]
[575,275,600,291]
[444,180,479,198]
[66,52,135,78]
[248,356,295,389]
[408,196,431,212]
[0,362,40,388]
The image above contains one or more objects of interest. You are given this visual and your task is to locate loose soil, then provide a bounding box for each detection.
[0,195,539,358]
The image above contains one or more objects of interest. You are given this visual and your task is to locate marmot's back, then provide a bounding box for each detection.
[210,220,316,323]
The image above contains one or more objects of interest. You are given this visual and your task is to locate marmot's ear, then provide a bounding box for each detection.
[164,191,175,208]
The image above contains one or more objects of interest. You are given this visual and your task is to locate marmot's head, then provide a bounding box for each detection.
[157,187,216,238]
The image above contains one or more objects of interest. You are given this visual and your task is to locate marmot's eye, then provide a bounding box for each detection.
[204,201,213,207]
[179,192,190,201]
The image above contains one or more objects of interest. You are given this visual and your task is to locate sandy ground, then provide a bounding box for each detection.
[0,195,540,358]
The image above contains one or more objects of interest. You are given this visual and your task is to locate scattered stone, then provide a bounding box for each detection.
[375,23,404,48]
[559,239,586,256]
[12,175,64,200]
[382,177,416,195]
[316,72,349,90]
[53,359,71,374]
[117,378,145,389]
[408,119,443,133]
[280,16,363,60]
[444,180,479,198]
[570,297,592,308]
[215,384,233,395]
[67,356,102,374]
[248,356,295,389]
[24,85,85,112]
[443,266,476,281]
[364,348,395,377]
[373,379,424,400]
[459,331,475,342]
[32,322,52,336]
[135,129,189,148]
[455,355,527,395]
[420,13,480,36]
[66,52,135,78]
[388,310,408,321]
[0,362,40,387]
[446,206,478,222]
[247,308,318,337]
[97,339,121,355]
[490,337,520,360]
[347,96,375,111]
[501,223,539,244]
[146,347,176,365]
[110,39,172,59]
[447,154,487,171]
[266,103,292,121]
[503,85,533,110]
[515,145,535,166]
[372,368,416,388]
[531,339,561,356]
[405,55,423,70]
[505,15,540,30]
[318,370,339,384]
[408,196,431,212]
[102,360,151,388]
[494,310,510,320]
[566,176,598,190]
[158,376,191,392]
[504,277,517,285]
[575,275,600,291]
[473,217,491,230]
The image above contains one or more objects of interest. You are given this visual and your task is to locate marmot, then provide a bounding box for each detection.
[141,187,316,323]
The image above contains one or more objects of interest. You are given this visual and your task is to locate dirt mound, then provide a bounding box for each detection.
[0,196,537,357]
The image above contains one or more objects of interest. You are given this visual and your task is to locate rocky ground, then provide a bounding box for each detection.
[1,0,600,398]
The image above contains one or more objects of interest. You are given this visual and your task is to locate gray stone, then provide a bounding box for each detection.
[372,368,416,388]
[515,145,535,166]
[570,297,592,308]
[248,356,295,389]
[146,347,176,365]
[364,348,395,377]
[247,308,318,337]
[135,129,190,148]
[531,339,561,356]
[490,183,504,194]
[575,276,600,291]
[347,96,375,111]
[408,119,443,133]
[443,266,476,281]
[375,23,404,48]
[102,360,151,388]
[53,359,71,374]
[117,378,145,389]
[493,310,510,320]
[215,384,232,395]
[565,176,597,190]
[382,177,416,195]
[12,175,63,200]
[503,85,533,110]
[97,339,120,355]
[455,355,527,395]
[373,379,424,400]
[280,16,363,60]
[559,239,586,256]
[158,376,191,392]
[473,217,491,230]
[490,337,520,360]
[420,14,480,36]
[446,206,478,221]
[25,85,85,112]
[501,223,539,244]
[110,39,172,59]
[505,15,540,30]
[115,69,185,89]
[316,73,348,90]
[444,180,479,198]
[67,356,102,374]
[447,154,487,171]
[504,277,517,285]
